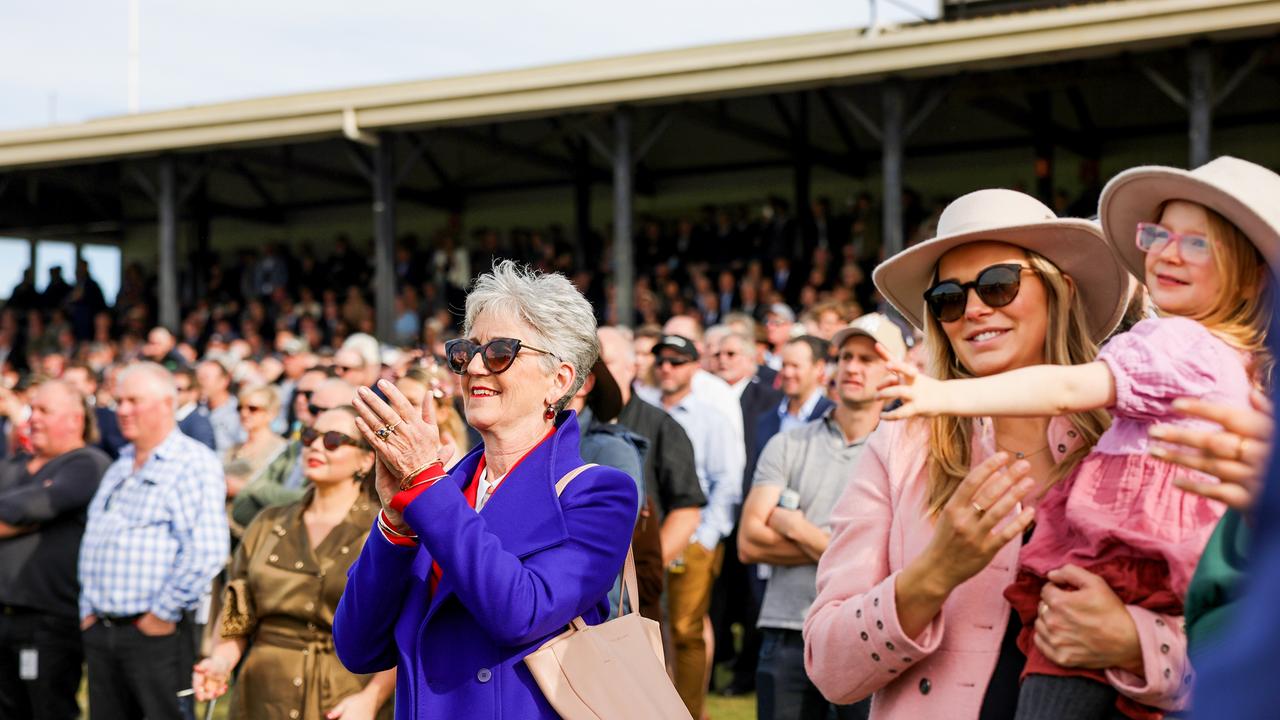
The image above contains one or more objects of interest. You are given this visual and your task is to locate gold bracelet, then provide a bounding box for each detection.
[378,512,417,538]
[398,461,440,491]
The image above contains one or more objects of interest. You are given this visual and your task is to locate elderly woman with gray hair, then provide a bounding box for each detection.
[333,261,638,719]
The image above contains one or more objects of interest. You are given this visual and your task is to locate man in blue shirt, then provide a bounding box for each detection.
[79,362,228,720]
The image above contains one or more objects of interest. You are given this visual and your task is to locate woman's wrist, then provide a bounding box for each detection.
[380,506,408,531]
[901,551,955,602]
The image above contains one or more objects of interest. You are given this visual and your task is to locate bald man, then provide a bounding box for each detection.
[80,363,227,720]
[0,381,111,720]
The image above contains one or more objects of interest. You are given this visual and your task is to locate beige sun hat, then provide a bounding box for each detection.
[1099,156,1280,279]
[872,189,1129,342]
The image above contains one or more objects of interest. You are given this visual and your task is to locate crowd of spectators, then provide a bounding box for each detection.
[0,191,934,383]
[0,187,1066,720]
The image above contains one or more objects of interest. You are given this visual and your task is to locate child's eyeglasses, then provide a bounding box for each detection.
[1136,222,1213,265]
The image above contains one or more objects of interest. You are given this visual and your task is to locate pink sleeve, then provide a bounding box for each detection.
[803,423,943,705]
[1098,318,1219,422]
[1105,607,1191,711]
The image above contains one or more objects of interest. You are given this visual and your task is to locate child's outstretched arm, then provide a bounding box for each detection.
[875,345,1116,420]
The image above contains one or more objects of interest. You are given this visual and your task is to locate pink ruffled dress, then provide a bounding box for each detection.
[1005,317,1248,719]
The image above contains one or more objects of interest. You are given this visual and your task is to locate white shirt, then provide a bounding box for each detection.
[663,392,744,549]
[474,468,506,512]
[691,369,745,455]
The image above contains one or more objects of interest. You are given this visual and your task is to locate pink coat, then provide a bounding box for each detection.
[804,417,1191,719]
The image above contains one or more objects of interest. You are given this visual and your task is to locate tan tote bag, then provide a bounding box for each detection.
[524,465,693,720]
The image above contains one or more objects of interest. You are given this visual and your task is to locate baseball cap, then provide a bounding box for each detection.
[280,337,309,355]
[831,313,908,362]
[653,334,699,361]
[765,303,796,324]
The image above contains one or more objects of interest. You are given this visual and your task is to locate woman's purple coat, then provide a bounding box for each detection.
[334,411,637,719]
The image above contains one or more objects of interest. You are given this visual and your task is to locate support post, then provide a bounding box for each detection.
[612,109,634,326]
[882,81,905,260]
[573,140,593,269]
[1029,91,1055,205]
[793,93,812,252]
[373,133,397,341]
[157,157,179,332]
[1188,42,1213,168]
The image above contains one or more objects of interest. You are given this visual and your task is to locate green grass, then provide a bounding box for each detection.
[80,664,758,720]
[706,691,757,720]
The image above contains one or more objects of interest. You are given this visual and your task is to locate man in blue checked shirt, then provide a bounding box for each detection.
[79,362,228,720]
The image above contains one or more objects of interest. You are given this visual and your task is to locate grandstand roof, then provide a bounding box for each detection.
[1,0,1277,169]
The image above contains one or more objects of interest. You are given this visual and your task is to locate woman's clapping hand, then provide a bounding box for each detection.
[1150,390,1273,512]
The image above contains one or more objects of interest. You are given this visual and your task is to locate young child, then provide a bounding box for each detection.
[878,156,1279,720]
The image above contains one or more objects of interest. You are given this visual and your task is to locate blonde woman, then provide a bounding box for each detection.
[803,190,1189,719]
[223,385,288,503]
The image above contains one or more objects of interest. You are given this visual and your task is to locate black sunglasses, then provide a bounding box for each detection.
[655,356,694,368]
[300,426,363,451]
[443,337,557,375]
[924,263,1037,323]
[308,402,336,418]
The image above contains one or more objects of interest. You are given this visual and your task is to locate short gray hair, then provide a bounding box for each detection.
[704,324,732,347]
[465,260,599,412]
[117,361,178,402]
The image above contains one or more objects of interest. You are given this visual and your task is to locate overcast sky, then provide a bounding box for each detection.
[0,0,938,132]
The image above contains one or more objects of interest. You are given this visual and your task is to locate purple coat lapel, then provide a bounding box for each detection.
[420,413,585,625]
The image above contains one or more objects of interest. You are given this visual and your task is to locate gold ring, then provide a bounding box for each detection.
[972,502,986,516]
[1039,601,1050,617]
[1235,436,1249,461]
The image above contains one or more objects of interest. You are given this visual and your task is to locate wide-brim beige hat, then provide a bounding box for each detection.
[1099,155,1280,279]
[873,188,1129,342]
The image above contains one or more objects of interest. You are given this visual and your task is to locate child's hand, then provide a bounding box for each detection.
[1151,390,1273,512]
[873,343,948,419]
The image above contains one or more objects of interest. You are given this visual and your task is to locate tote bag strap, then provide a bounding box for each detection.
[555,464,641,617]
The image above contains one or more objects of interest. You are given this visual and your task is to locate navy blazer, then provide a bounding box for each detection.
[94,407,127,460]
[178,410,217,451]
[744,392,834,495]
[739,377,784,498]
[334,411,637,719]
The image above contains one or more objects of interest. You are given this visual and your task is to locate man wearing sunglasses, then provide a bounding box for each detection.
[230,378,355,529]
[601,328,706,636]
[654,334,744,719]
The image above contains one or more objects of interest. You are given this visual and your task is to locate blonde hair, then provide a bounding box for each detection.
[922,249,1111,516]
[1159,202,1272,384]
[237,384,281,417]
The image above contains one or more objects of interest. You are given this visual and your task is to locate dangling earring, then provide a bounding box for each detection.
[544,405,556,421]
